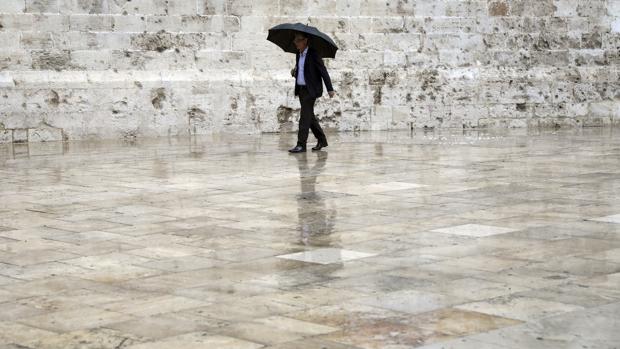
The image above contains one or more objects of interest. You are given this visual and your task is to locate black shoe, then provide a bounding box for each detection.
[312,141,328,151]
[288,145,306,153]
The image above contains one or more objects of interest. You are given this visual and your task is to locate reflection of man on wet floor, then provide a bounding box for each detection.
[294,152,336,246]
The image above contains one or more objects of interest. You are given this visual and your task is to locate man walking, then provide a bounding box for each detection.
[288,32,336,153]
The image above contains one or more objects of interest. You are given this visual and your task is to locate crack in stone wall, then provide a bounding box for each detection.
[0,0,618,142]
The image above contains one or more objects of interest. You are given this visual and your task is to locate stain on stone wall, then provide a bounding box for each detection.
[150,88,166,110]
[132,31,177,52]
[369,70,398,87]
[122,129,139,140]
[419,69,439,90]
[46,90,60,107]
[277,105,295,131]
[488,1,509,16]
[131,30,206,52]
[188,106,207,122]
[31,51,72,71]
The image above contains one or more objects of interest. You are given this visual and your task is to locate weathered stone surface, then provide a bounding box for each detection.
[0,0,618,142]
[27,122,64,142]
[0,130,11,143]
[1,128,620,347]
[0,0,25,13]
[0,72,15,88]
[12,128,28,142]
[25,0,59,13]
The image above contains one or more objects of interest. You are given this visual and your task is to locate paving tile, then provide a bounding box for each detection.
[455,296,584,321]
[431,224,519,237]
[276,248,376,264]
[354,289,466,315]
[588,214,620,224]
[255,316,338,335]
[102,295,211,317]
[137,255,222,272]
[104,312,228,340]
[0,321,58,347]
[321,317,455,349]
[408,308,522,336]
[18,307,135,332]
[22,328,146,349]
[124,332,264,349]
[423,277,531,301]
[268,338,363,349]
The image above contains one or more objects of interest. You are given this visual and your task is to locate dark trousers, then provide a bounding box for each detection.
[297,86,326,147]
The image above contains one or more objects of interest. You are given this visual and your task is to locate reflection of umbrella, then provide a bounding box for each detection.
[267,22,339,58]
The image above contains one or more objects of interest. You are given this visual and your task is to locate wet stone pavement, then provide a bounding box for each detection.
[0,128,620,349]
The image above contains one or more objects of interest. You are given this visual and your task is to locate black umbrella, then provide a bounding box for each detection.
[267,22,339,59]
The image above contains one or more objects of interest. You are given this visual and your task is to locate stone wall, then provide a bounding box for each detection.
[0,0,618,142]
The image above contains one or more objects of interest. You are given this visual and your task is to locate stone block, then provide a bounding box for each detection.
[0,72,15,88]
[612,19,620,33]
[308,17,349,33]
[589,101,616,118]
[111,15,146,32]
[59,0,110,14]
[117,0,168,15]
[25,0,59,13]
[577,0,607,17]
[28,123,63,142]
[371,16,406,33]
[31,50,72,70]
[21,31,54,49]
[339,107,371,131]
[0,129,12,143]
[371,105,391,130]
[348,17,373,33]
[0,32,21,49]
[0,0,25,13]
[391,105,411,126]
[226,0,252,16]
[69,14,114,31]
[198,0,225,15]
[166,0,198,15]
[383,50,406,66]
[240,15,266,33]
[13,128,28,142]
[195,50,249,70]
[33,14,70,31]
[278,0,305,16]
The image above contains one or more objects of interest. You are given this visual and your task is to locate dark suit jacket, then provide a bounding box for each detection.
[293,47,334,99]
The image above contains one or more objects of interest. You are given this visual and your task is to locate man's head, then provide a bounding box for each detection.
[293,32,308,52]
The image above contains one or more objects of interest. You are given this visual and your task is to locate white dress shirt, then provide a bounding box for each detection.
[296,47,308,86]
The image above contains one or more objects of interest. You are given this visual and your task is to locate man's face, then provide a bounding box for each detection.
[293,34,308,52]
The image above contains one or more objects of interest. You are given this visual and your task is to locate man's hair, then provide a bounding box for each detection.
[294,32,308,39]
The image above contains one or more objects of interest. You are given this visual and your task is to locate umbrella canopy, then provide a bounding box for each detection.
[267,22,339,59]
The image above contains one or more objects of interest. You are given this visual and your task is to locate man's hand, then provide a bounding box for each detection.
[328,90,336,98]
[291,67,296,77]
